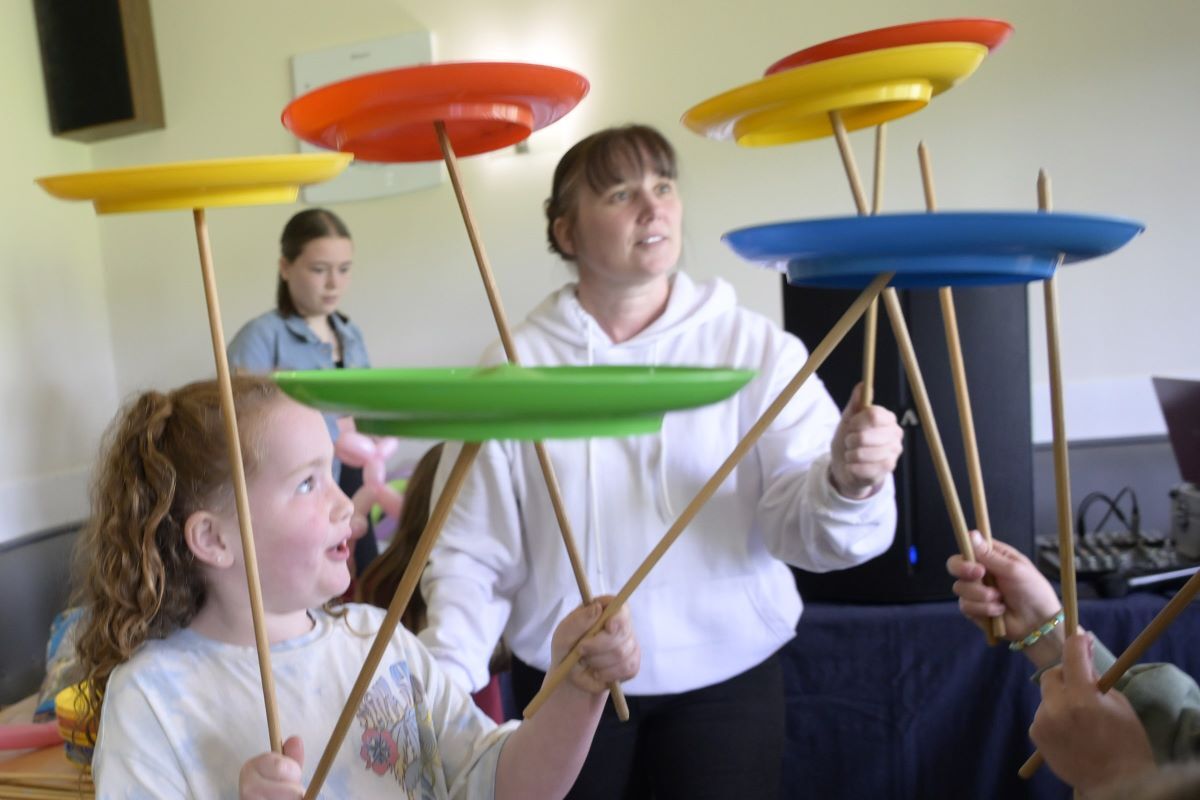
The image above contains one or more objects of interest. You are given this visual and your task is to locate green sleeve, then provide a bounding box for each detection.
[1035,639,1200,764]
[1098,639,1200,764]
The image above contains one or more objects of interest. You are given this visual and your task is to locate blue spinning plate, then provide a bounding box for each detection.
[723,212,1144,289]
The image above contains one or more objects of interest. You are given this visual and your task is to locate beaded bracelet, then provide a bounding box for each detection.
[1009,609,1066,651]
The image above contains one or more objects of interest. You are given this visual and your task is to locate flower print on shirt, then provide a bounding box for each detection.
[355,659,442,798]
[360,726,400,776]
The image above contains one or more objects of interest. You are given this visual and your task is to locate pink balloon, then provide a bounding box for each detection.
[334,434,404,535]
[352,482,404,522]
[0,722,61,751]
[363,458,386,487]
[334,431,377,467]
[375,437,400,461]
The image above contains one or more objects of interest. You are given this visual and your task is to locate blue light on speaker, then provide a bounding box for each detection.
[908,545,919,566]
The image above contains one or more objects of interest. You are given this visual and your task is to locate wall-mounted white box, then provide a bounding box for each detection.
[290,30,442,204]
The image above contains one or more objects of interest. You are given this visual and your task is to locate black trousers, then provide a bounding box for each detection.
[511,652,785,800]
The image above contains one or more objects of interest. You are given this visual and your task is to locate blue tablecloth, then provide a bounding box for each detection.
[782,593,1200,800]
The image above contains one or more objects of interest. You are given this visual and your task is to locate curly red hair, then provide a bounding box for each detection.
[71,375,281,722]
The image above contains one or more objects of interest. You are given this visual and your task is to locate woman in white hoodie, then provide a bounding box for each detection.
[419,124,904,799]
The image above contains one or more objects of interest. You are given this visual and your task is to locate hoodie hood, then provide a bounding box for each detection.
[525,271,737,359]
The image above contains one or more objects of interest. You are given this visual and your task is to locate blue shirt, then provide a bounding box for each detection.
[227,310,372,464]
[227,309,370,373]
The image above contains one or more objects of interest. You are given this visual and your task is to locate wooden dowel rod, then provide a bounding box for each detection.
[880,289,974,560]
[522,270,894,719]
[0,775,90,784]
[0,773,92,787]
[861,123,886,406]
[871,123,886,216]
[936,290,990,537]
[193,208,281,753]
[1098,576,1200,691]
[828,114,974,565]
[1038,172,1079,638]
[861,302,878,407]
[0,788,89,800]
[1018,170,1081,781]
[435,122,518,359]
[434,121,630,721]
[917,142,1003,642]
[830,111,869,215]
[306,442,482,798]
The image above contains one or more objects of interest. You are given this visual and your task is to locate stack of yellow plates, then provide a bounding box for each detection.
[54,683,97,766]
[681,42,987,146]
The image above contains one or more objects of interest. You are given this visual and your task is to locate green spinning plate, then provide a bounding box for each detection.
[274,365,756,441]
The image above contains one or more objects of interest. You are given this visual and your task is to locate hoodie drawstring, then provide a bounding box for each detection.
[651,339,677,522]
[584,317,606,592]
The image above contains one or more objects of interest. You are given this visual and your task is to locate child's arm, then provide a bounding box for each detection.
[946,531,1065,669]
[238,736,305,800]
[494,597,640,800]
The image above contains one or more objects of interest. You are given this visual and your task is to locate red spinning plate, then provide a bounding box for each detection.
[281,62,589,162]
[765,18,1012,75]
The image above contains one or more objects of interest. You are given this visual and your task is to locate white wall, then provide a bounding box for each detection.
[6,0,1198,538]
[0,1,121,542]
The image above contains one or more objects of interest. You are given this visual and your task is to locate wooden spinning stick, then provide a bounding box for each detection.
[828,111,976,564]
[916,143,1005,643]
[1018,170,1081,780]
[193,209,282,753]
[522,270,894,719]
[871,124,886,216]
[1037,171,1080,639]
[433,121,631,721]
[861,124,885,406]
[306,442,482,799]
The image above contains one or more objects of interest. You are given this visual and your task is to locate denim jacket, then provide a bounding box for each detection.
[226,309,370,373]
[227,310,371,460]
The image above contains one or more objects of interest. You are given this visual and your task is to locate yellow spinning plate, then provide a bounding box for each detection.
[682,42,986,146]
[36,152,353,213]
[34,151,352,758]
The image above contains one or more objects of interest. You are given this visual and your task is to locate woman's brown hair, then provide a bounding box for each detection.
[355,443,444,632]
[544,124,678,260]
[355,443,510,675]
[71,375,282,720]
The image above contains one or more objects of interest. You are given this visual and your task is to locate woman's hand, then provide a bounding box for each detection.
[1031,634,1156,796]
[239,735,305,799]
[550,597,640,695]
[829,383,903,500]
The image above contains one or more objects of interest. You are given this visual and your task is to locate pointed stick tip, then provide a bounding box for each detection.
[1037,169,1052,211]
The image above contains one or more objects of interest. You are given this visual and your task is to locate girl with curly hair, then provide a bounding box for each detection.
[72,374,639,798]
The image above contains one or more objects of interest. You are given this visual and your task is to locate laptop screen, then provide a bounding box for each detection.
[1153,377,1200,485]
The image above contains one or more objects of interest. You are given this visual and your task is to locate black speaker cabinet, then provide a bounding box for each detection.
[783,281,1034,602]
[33,0,164,142]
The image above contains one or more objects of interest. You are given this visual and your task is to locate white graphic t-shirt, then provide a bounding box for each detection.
[94,604,514,798]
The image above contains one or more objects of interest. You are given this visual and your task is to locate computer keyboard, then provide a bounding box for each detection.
[1036,529,1200,598]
